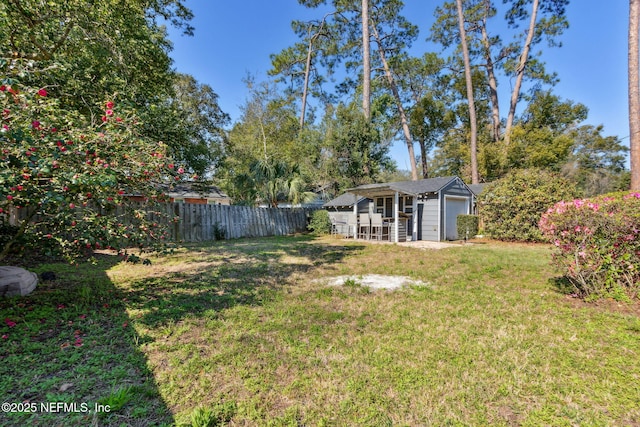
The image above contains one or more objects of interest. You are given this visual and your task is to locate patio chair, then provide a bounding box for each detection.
[370,213,389,241]
[330,214,345,236]
[345,213,358,239]
[358,213,371,240]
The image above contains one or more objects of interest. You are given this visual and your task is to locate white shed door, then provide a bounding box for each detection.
[445,197,468,240]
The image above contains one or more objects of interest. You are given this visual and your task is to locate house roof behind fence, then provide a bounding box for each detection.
[165,183,229,200]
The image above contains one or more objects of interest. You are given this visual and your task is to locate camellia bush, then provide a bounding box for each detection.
[539,192,640,301]
[0,63,185,262]
[478,169,579,242]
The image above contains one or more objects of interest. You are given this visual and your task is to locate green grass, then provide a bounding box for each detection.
[1,235,639,426]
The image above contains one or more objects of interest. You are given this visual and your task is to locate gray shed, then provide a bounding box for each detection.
[324,176,474,242]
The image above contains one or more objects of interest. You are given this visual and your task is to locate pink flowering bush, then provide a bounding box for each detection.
[539,192,640,300]
[0,64,185,262]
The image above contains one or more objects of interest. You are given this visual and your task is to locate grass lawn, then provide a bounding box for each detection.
[1,235,639,426]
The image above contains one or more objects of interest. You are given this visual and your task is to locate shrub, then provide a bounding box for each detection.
[212,222,226,240]
[539,191,640,301]
[307,210,331,235]
[457,215,479,240]
[0,63,185,262]
[478,169,579,242]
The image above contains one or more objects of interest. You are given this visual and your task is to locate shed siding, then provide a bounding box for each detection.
[439,178,473,241]
[442,178,471,197]
[420,196,439,241]
[390,218,408,242]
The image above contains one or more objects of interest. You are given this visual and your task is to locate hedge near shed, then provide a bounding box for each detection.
[478,169,579,242]
[457,215,479,240]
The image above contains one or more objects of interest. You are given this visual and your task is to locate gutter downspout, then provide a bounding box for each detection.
[394,191,399,243]
[437,189,442,242]
[412,195,418,241]
[353,194,358,239]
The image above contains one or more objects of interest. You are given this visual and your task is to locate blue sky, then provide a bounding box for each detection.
[165,0,630,170]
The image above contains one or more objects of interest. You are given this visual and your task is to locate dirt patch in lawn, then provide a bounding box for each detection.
[318,274,429,290]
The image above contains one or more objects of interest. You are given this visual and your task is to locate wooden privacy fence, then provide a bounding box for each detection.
[168,203,314,242]
[2,203,315,243]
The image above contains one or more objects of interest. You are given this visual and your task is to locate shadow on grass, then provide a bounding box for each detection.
[124,235,366,328]
[0,235,365,426]
[548,275,577,296]
[0,253,174,426]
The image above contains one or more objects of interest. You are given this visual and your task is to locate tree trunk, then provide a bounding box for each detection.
[0,208,37,263]
[504,0,539,146]
[419,140,429,179]
[456,0,479,184]
[481,1,501,143]
[300,15,331,129]
[371,26,419,180]
[300,34,313,129]
[362,0,371,120]
[630,0,640,190]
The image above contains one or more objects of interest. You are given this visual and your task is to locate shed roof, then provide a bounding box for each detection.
[467,183,487,196]
[347,176,461,198]
[323,192,367,208]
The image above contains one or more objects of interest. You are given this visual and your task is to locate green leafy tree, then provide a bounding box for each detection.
[393,52,452,178]
[562,125,629,196]
[250,159,316,207]
[321,101,393,192]
[0,65,183,262]
[142,74,229,177]
[0,0,192,110]
[292,0,424,179]
[502,0,569,145]
[269,13,338,128]
[221,78,323,204]
[409,94,456,178]
[630,0,640,190]
[430,0,569,152]
[0,0,221,176]
[455,0,480,184]
[506,91,587,170]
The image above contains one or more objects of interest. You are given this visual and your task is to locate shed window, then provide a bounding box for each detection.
[385,197,393,217]
[405,196,414,213]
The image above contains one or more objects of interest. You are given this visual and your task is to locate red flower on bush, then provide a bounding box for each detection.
[38,88,47,97]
